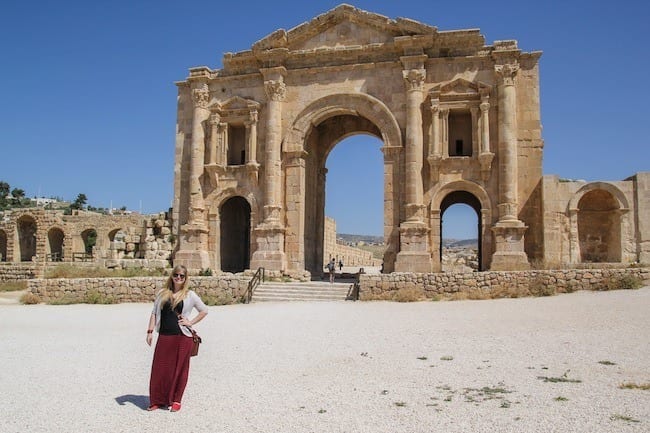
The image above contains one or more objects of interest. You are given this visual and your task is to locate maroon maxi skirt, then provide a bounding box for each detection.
[149,334,194,406]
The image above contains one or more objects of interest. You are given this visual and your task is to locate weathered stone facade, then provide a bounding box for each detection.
[0,208,173,269]
[172,5,649,275]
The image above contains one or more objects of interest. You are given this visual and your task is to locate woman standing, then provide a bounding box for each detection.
[145,265,208,412]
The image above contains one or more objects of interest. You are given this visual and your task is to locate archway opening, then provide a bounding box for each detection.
[16,216,37,262]
[220,196,251,273]
[81,229,97,255]
[47,228,64,262]
[324,134,384,271]
[440,192,481,272]
[0,229,7,262]
[577,189,621,262]
[302,113,384,276]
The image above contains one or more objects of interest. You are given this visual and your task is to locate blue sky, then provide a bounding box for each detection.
[1,1,648,238]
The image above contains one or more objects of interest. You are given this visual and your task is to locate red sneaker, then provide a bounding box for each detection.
[170,402,181,412]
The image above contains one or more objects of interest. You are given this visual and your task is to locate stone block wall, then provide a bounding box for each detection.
[28,276,250,304]
[0,263,39,281]
[359,268,650,299]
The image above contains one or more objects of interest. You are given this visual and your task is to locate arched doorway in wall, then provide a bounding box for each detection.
[47,228,64,262]
[220,196,251,273]
[81,229,97,255]
[0,229,7,261]
[324,134,384,269]
[577,189,621,263]
[16,216,37,262]
[440,191,482,271]
[303,115,385,276]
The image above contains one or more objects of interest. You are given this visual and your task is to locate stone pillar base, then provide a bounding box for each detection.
[174,249,211,273]
[250,223,286,272]
[394,222,432,273]
[395,251,433,273]
[174,223,210,272]
[490,220,530,271]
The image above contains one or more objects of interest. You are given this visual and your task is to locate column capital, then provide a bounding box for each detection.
[209,113,221,125]
[192,83,210,109]
[264,80,286,102]
[402,69,426,92]
[480,101,490,113]
[495,63,519,86]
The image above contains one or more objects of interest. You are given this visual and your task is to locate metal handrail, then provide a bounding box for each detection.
[244,267,265,304]
[347,267,364,301]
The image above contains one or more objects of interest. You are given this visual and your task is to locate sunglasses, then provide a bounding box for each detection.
[173,273,186,279]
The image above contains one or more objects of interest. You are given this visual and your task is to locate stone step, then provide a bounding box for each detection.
[252,282,354,302]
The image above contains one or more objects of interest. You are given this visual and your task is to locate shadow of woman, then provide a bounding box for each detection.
[115,394,149,410]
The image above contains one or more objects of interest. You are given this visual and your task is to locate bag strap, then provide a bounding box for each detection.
[175,311,197,335]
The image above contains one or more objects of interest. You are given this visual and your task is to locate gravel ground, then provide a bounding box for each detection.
[1,288,649,433]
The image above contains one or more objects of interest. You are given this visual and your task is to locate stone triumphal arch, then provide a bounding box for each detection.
[172,4,650,274]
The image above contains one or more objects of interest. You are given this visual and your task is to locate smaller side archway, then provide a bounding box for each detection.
[16,215,37,262]
[47,227,65,262]
[0,229,7,261]
[429,181,492,272]
[440,191,482,272]
[219,196,251,273]
[568,183,628,264]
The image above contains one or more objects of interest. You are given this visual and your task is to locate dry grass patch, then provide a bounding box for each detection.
[45,264,168,279]
[0,280,27,292]
[619,382,650,390]
[20,292,41,304]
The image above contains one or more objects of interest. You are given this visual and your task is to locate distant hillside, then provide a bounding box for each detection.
[339,233,477,249]
[444,238,478,248]
[338,233,384,245]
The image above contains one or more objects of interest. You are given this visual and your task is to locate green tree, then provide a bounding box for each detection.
[71,193,88,210]
[0,181,8,210]
[11,188,25,201]
[0,181,9,198]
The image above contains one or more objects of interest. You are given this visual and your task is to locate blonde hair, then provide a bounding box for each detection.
[157,265,190,310]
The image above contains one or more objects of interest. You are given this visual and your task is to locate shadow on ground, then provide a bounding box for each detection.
[115,394,149,410]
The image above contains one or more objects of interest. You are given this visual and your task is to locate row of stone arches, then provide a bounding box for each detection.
[0,214,114,262]
[208,169,629,274]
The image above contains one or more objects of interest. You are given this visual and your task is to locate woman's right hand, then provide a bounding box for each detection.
[146,333,153,346]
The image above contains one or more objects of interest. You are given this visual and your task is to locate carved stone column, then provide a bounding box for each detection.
[250,67,287,272]
[245,110,260,182]
[395,56,432,273]
[175,82,211,271]
[208,113,220,165]
[427,96,441,182]
[490,61,529,270]
[478,98,494,181]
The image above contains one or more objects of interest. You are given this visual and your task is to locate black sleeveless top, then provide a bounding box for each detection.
[159,300,184,335]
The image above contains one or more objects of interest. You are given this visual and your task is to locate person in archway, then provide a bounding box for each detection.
[338,259,343,272]
[327,258,336,283]
[145,264,208,412]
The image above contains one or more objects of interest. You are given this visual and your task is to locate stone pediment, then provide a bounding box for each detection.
[252,4,437,53]
[430,78,491,101]
[212,96,260,114]
[211,96,260,123]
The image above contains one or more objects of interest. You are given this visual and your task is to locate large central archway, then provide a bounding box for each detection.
[283,93,403,275]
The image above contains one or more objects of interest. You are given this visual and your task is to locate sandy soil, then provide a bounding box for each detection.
[1,288,649,432]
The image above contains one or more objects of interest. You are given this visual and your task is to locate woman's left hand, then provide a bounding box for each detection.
[178,315,193,328]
